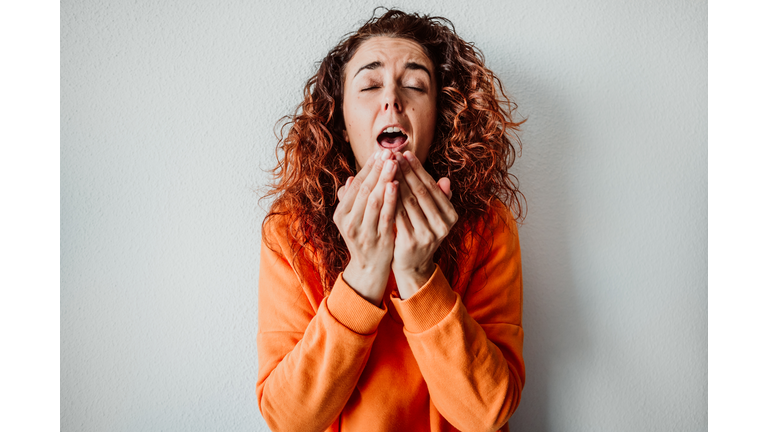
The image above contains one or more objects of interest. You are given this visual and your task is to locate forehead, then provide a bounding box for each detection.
[345,37,434,78]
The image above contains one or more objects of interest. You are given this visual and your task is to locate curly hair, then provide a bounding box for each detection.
[263,8,525,294]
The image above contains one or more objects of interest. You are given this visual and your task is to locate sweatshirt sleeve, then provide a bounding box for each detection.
[256,223,387,432]
[390,206,525,432]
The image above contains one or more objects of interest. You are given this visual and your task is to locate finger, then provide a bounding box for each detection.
[396,152,458,240]
[402,151,455,215]
[338,176,353,201]
[354,149,393,193]
[436,177,452,200]
[379,148,395,162]
[336,151,380,214]
[393,152,431,232]
[356,150,381,182]
[394,187,414,236]
[395,152,441,229]
[349,155,391,230]
[360,158,398,233]
[378,180,399,236]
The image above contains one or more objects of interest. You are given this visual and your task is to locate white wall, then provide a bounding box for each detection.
[61,0,706,430]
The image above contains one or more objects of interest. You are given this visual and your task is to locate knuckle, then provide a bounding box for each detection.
[358,183,372,196]
[363,232,379,247]
[426,231,436,243]
[358,232,370,245]
[418,231,435,246]
[447,211,458,225]
[406,196,419,208]
[435,224,450,239]
[414,185,429,198]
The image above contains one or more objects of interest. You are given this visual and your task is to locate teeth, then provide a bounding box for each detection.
[384,127,402,134]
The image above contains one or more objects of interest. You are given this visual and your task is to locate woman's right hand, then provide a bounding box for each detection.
[333,150,399,306]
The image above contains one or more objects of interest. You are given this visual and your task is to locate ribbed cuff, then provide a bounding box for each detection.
[326,273,387,335]
[391,266,457,333]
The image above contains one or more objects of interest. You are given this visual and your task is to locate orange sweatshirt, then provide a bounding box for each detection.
[256,203,525,432]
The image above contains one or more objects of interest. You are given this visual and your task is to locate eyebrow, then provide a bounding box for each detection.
[353,61,432,79]
[404,61,432,78]
[353,61,382,77]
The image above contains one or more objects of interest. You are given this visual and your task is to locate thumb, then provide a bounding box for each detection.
[437,177,452,200]
[338,176,354,201]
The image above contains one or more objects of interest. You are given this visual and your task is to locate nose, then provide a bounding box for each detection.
[382,86,403,113]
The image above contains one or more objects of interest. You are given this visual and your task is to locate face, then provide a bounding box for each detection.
[342,37,438,169]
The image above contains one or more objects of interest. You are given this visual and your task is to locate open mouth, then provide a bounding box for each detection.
[377,126,408,150]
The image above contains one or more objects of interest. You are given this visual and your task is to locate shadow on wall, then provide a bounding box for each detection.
[504,65,591,432]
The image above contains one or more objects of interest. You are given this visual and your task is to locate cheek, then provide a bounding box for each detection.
[424,107,438,159]
[343,101,369,134]
[349,144,370,170]
[420,106,437,136]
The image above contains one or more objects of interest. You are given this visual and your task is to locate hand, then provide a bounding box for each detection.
[391,151,458,299]
[333,150,399,305]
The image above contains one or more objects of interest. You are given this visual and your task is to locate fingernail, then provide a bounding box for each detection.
[404,151,415,161]
[385,160,395,172]
[387,183,396,194]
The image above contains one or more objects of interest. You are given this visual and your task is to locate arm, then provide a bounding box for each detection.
[257,150,400,431]
[389,151,524,431]
[334,150,399,305]
[256,224,388,432]
[391,210,525,432]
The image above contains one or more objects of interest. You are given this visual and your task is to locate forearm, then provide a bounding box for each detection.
[391,267,524,432]
[342,262,391,305]
[257,235,387,431]
[257,291,382,431]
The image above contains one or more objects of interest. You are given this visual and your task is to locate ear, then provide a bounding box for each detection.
[343,130,349,142]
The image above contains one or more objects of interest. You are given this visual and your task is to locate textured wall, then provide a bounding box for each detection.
[61,0,706,430]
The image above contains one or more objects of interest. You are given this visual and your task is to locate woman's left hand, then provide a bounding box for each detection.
[392,151,458,299]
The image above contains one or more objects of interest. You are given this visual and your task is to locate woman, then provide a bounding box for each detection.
[258,9,526,432]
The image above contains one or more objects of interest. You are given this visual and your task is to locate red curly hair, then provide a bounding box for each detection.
[263,9,525,293]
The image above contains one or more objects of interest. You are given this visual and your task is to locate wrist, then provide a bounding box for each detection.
[342,260,390,305]
[392,262,436,300]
